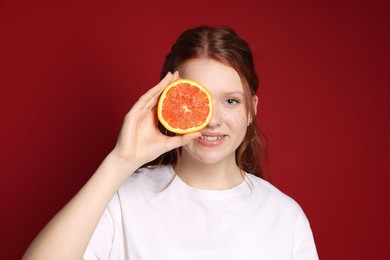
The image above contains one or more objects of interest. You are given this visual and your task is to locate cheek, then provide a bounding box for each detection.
[223,109,248,128]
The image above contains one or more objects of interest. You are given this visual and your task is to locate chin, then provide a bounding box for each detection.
[183,147,235,166]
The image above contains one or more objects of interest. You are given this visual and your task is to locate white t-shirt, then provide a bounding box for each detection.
[84,165,318,260]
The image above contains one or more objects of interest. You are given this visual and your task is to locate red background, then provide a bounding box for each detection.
[1,0,389,259]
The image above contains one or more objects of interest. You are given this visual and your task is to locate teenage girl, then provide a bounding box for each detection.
[24,26,318,260]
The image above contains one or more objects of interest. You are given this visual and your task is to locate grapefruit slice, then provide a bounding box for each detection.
[157,79,213,134]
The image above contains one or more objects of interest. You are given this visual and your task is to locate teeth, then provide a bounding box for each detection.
[200,135,224,141]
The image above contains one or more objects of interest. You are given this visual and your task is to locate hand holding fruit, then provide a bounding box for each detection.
[111,72,201,168]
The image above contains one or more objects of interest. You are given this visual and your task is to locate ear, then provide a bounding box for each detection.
[253,95,258,115]
[247,95,258,125]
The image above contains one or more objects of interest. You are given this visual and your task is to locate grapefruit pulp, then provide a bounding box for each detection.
[157,79,213,134]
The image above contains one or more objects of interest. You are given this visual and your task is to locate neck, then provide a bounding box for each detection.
[174,154,244,190]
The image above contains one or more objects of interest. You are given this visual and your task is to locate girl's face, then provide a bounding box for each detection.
[179,58,258,166]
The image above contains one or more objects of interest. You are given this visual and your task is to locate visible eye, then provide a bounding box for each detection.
[225,98,240,105]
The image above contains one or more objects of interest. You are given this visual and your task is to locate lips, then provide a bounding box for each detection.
[197,133,226,147]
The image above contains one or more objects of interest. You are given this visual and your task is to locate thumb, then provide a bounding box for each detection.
[165,132,201,150]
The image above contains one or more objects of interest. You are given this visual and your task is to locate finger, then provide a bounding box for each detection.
[133,72,173,110]
[144,72,173,100]
[171,71,180,82]
[157,71,175,91]
[180,132,202,143]
[164,132,201,150]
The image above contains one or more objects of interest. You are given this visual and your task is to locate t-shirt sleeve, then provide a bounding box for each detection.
[83,193,121,260]
[292,210,319,260]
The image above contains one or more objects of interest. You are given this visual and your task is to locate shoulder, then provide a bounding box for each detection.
[119,164,174,193]
[106,165,174,212]
[246,174,305,214]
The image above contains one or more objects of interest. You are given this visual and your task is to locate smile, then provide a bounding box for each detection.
[199,135,225,141]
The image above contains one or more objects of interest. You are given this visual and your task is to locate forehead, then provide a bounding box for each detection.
[179,59,244,96]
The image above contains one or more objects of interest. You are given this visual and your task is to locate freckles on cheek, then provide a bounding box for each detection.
[225,109,248,124]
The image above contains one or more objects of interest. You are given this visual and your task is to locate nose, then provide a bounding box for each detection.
[207,104,222,127]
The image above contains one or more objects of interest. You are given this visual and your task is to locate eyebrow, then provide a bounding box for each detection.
[221,91,244,96]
